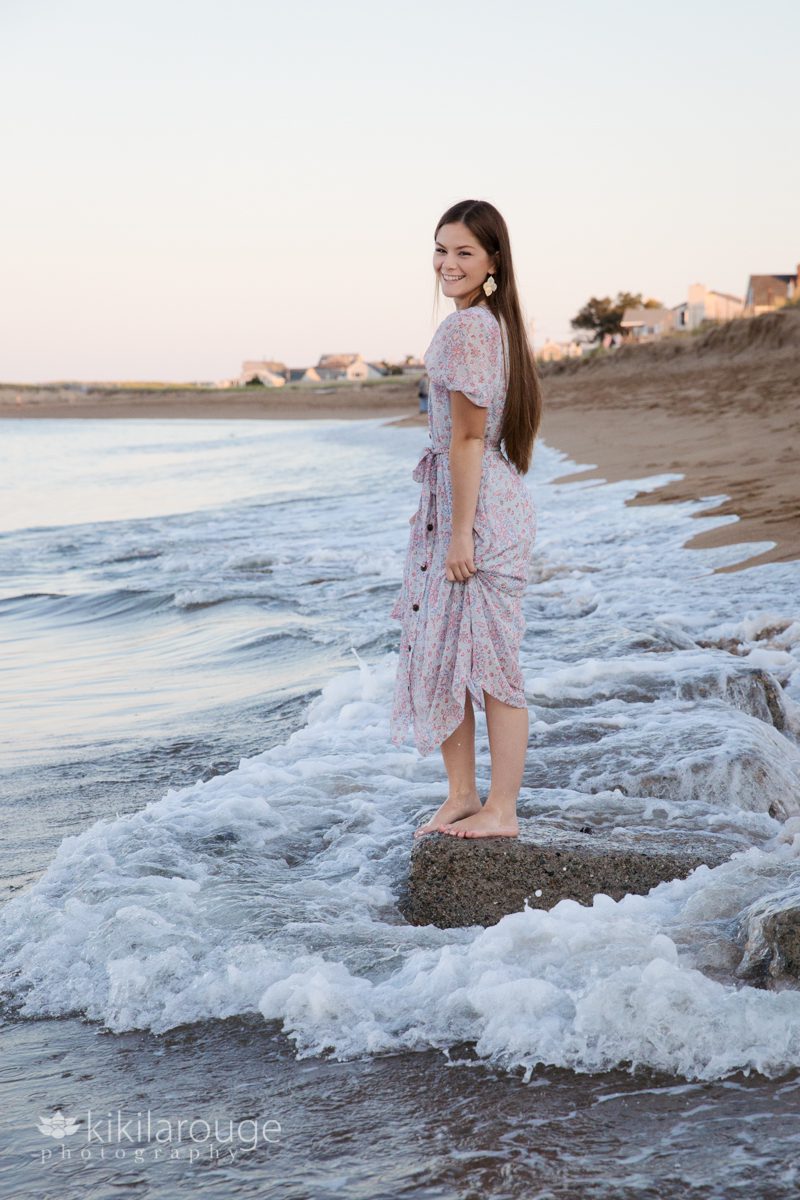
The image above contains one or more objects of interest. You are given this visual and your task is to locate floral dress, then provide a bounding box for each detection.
[389,304,537,757]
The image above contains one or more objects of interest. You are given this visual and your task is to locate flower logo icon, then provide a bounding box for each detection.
[37,1111,81,1139]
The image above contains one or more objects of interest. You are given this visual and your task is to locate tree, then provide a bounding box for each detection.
[571,291,662,342]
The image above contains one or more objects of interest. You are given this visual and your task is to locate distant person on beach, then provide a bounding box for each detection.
[418,372,429,414]
[389,198,542,838]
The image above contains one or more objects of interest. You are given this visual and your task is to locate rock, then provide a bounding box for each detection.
[399,823,740,929]
[751,909,800,983]
[709,665,790,732]
[736,900,800,985]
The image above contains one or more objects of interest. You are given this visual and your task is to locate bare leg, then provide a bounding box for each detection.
[413,690,482,836]
[441,689,528,838]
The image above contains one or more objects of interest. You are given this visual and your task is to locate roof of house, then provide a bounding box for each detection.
[241,359,287,373]
[708,290,744,303]
[620,306,672,326]
[317,353,363,369]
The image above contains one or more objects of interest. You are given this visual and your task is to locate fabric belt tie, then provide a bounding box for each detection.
[411,442,504,568]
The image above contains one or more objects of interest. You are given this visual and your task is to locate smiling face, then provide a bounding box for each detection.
[434,221,498,309]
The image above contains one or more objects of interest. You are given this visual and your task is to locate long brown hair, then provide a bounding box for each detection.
[433,199,542,475]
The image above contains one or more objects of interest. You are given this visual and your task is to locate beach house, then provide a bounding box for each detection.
[622,283,745,342]
[682,284,744,329]
[743,265,800,316]
[287,367,321,384]
[537,338,584,362]
[315,353,387,382]
[238,359,288,387]
[233,353,390,387]
[620,306,679,342]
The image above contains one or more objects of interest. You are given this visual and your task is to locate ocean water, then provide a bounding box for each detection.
[2,416,800,1199]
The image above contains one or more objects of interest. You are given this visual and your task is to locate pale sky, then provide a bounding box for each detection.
[1,0,798,383]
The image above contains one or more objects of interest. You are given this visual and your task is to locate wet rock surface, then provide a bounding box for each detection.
[400,823,742,929]
[736,894,800,985]
[758,909,800,980]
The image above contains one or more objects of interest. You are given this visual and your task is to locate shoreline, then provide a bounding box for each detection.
[0,380,420,423]
[3,306,799,576]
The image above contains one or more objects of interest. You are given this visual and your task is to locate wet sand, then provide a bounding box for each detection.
[2,304,798,575]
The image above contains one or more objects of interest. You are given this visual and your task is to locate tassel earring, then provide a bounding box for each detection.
[483,274,497,297]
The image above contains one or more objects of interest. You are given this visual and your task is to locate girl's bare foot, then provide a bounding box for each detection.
[413,792,482,837]
[441,803,518,838]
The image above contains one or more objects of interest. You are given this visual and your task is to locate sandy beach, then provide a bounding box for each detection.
[2,304,798,575]
[538,304,800,576]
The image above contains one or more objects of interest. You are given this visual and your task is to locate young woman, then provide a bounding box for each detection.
[389,199,543,839]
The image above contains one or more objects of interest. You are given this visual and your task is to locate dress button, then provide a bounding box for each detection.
[427,523,433,531]
[420,564,427,571]
[412,603,419,611]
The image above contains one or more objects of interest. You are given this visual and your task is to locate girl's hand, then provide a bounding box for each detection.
[445,530,477,582]
[409,514,415,524]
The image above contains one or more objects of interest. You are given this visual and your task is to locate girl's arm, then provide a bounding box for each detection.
[446,390,488,582]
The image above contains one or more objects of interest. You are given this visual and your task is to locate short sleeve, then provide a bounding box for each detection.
[438,310,497,408]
